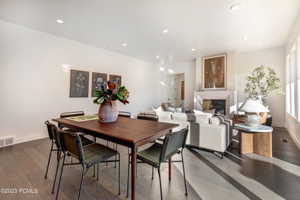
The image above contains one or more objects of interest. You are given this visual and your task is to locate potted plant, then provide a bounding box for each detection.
[243,66,281,125]
[244,65,281,104]
[93,81,129,123]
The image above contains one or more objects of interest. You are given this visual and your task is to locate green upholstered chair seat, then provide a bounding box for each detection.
[83,143,118,168]
[137,143,163,166]
[80,135,94,146]
[56,130,121,200]
[62,128,94,146]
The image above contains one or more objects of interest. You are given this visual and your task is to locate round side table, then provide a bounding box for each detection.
[234,124,273,158]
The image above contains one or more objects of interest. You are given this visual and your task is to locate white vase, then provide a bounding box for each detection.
[98,101,119,123]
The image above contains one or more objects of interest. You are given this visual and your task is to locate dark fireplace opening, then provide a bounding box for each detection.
[203,99,226,115]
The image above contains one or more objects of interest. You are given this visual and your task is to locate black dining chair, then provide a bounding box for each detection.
[59,111,85,118]
[119,111,132,118]
[59,111,95,142]
[126,128,189,200]
[44,121,63,194]
[60,111,86,130]
[55,129,121,200]
[137,113,159,121]
[44,121,95,192]
[59,111,97,171]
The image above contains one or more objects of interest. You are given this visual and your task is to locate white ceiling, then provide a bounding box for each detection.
[0,0,300,63]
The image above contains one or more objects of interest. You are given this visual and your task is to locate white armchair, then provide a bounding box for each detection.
[190,114,230,155]
[197,123,227,153]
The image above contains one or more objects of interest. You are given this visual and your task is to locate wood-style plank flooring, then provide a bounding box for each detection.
[1,127,300,200]
[0,139,200,200]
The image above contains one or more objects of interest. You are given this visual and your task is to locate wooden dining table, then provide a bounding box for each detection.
[53,116,178,200]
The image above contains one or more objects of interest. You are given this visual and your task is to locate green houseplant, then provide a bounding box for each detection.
[244,65,281,103]
[242,66,280,126]
[93,81,129,123]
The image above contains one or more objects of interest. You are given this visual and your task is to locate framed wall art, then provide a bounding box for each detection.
[202,54,226,90]
[91,72,108,97]
[109,74,122,89]
[69,69,89,97]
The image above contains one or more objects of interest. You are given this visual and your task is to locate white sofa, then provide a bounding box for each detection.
[191,113,231,155]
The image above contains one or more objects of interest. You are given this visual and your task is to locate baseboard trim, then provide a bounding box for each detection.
[285,114,300,150]
[288,130,300,150]
[15,134,48,145]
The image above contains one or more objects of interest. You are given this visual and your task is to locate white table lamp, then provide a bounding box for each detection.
[239,99,269,127]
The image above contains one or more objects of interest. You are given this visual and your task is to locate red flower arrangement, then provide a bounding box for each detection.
[93,81,129,105]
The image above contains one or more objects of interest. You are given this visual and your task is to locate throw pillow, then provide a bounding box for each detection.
[210,117,221,125]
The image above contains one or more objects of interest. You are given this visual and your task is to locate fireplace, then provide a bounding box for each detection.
[194,90,237,116]
[203,99,226,115]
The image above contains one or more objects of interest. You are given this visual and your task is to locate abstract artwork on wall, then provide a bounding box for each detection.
[202,54,226,90]
[91,72,108,97]
[70,69,89,97]
[109,74,122,89]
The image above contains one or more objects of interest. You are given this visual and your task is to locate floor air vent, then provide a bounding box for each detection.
[0,136,15,148]
[282,138,288,143]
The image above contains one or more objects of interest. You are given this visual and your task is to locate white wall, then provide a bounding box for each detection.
[195,47,285,127]
[0,18,288,146]
[0,20,162,144]
[232,47,285,127]
[158,61,195,109]
[285,13,300,148]
[165,73,184,106]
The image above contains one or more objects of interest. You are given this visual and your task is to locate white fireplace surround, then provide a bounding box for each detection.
[194,90,237,116]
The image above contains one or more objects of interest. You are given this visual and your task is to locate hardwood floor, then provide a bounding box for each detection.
[1,127,300,200]
[0,139,200,200]
[222,127,300,199]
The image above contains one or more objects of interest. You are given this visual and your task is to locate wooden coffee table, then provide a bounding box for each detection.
[234,124,273,158]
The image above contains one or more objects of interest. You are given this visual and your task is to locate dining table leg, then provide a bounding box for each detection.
[131,145,137,200]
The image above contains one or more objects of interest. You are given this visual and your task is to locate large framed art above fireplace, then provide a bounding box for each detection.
[194,90,237,117]
[202,54,227,90]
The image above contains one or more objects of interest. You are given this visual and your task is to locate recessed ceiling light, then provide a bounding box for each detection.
[160,67,165,71]
[243,36,248,41]
[56,19,64,24]
[191,48,197,52]
[121,43,128,47]
[156,56,160,59]
[230,3,241,11]
[168,69,174,74]
[162,29,169,34]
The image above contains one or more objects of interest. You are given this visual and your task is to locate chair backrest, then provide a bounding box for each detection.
[60,111,85,118]
[137,114,158,121]
[119,111,131,118]
[45,121,61,149]
[58,130,84,162]
[160,128,188,162]
[59,111,85,129]
[45,121,54,140]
